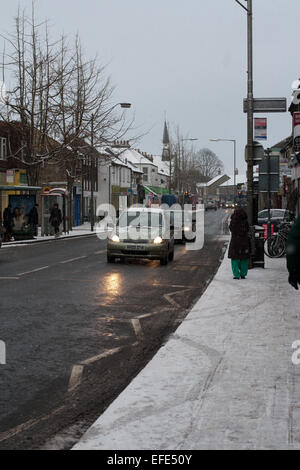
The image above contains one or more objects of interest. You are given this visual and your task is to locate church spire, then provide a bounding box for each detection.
[162,120,170,145]
[162,120,170,161]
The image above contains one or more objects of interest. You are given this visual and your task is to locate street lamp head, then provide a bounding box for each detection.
[120,103,131,109]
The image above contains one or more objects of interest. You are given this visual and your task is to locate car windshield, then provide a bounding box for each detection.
[117,211,163,228]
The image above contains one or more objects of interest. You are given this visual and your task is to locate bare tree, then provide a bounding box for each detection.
[192,148,224,180]
[0,5,134,190]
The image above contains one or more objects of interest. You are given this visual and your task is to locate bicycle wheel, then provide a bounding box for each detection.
[264,235,285,258]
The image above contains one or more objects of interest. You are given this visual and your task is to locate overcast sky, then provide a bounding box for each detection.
[1,0,299,176]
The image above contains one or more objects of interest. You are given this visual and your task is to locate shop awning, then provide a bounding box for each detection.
[143,185,169,196]
[0,185,42,191]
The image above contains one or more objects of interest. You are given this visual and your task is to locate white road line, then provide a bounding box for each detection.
[0,277,19,280]
[94,250,106,255]
[131,318,144,341]
[0,405,65,443]
[80,347,123,366]
[68,365,84,393]
[164,293,181,309]
[67,347,123,393]
[60,256,87,264]
[17,266,49,276]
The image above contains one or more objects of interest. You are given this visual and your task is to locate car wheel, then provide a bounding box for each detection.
[160,254,168,265]
[107,255,115,263]
[168,249,174,261]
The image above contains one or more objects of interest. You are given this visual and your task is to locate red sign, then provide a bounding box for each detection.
[262,224,274,239]
[293,112,300,127]
[293,112,300,150]
[254,118,267,140]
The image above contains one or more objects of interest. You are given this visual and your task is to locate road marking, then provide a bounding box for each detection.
[68,347,123,392]
[17,266,49,276]
[164,293,181,309]
[0,277,19,280]
[67,365,84,393]
[131,318,144,341]
[173,265,197,271]
[0,405,65,443]
[60,256,87,264]
[94,250,106,255]
[80,347,123,366]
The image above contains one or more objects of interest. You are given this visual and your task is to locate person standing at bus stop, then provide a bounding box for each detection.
[49,203,62,238]
[29,204,39,237]
[228,207,250,279]
[3,204,13,241]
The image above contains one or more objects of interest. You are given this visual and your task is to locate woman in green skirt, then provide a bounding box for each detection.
[228,208,250,279]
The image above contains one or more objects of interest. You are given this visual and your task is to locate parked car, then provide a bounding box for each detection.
[257,209,295,232]
[205,200,218,211]
[107,208,175,265]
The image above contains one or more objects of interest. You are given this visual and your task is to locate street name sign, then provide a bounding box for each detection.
[243,98,287,113]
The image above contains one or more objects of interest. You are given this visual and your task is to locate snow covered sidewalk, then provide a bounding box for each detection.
[74,252,300,450]
[2,223,102,246]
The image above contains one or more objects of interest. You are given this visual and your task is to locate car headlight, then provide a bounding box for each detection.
[153,236,163,244]
[184,226,190,232]
[110,234,120,243]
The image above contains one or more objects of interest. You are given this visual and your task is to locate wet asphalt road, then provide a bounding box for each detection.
[0,209,230,449]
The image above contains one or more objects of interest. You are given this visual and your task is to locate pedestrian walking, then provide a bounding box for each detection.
[49,203,62,238]
[228,207,250,279]
[3,204,13,241]
[286,214,300,290]
[28,204,39,237]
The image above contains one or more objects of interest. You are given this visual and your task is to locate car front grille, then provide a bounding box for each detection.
[122,250,150,256]
[121,239,150,244]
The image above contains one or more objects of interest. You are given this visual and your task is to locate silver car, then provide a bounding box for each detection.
[107,208,175,265]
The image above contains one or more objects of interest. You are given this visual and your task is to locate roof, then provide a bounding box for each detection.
[197,174,230,188]
[111,147,156,167]
[151,155,170,177]
[220,174,247,186]
[116,152,143,174]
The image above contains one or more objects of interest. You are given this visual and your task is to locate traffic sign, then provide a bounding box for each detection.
[243,98,287,113]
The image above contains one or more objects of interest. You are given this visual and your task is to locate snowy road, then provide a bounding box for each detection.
[0,209,229,449]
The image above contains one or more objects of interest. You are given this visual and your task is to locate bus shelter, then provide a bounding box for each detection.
[0,185,41,240]
[41,188,69,236]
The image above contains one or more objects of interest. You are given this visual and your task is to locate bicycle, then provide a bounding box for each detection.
[264,221,293,258]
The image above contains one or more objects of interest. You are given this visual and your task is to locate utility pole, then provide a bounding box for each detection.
[235,0,254,223]
[266,147,272,239]
[90,113,95,232]
[247,0,254,224]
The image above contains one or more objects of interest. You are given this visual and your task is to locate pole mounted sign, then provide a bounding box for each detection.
[243,98,287,113]
[293,111,300,152]
[254,118,267,140]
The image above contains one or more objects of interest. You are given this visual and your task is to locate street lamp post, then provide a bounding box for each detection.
[235,0,254,223]
[210,138,237,202]
[89,102,132,232]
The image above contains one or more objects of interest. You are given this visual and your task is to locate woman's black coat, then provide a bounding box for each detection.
[228,209,250,260]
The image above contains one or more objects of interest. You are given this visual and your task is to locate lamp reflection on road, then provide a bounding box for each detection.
[102,272,123,301]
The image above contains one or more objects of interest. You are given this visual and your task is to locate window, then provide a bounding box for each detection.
[0,138,7,160]
[143,167,148,182]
